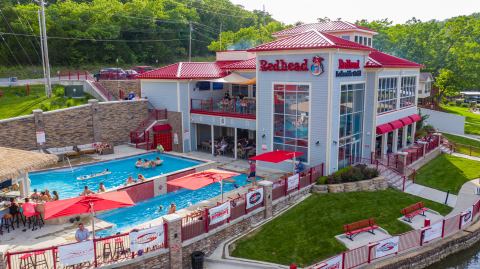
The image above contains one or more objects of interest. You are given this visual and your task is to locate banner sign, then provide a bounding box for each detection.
[461,206,474,228]
[246,188,264,210]
[423,221,443,243]
[130,225,165,253]
[287,174,299,191]
[58,240,94,266]
[374,236,399,259]
[36,131,46,145]
[310,254,343,269]
[209,202,230,225]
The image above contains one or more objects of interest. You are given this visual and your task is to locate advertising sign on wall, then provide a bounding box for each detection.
[246,188,264,210]
[461,206,474,228]
[336,58,362,77]
[129,225,165,253]
[287,174,299,191]
[58,240,94,266]
[310,254,343,269]
[423,221,443,244]
[209,202,230,225]
[374,236,399,259]
[36,131,46,145]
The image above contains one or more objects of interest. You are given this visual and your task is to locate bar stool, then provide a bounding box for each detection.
[102,241,113,262]
[1,214,15,233]
[113,238,126,260]
[19,253,35,269]
[33,250,49,269]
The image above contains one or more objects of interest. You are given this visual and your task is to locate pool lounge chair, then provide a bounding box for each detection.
[77,143,98,155]
[46,146,77,158]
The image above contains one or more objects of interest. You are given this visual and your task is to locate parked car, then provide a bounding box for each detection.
[99,68,127,80]
[125,69,139,79]
[132,66,154,74]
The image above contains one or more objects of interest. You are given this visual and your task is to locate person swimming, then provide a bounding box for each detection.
[135,158,143,168]
[155,157,163,166]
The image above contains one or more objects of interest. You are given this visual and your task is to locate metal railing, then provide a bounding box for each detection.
[130,109,168,149]
[190,98,256,119]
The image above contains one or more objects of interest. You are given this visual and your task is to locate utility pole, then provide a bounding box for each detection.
[188,22,192,62]
[39,0,52,97]
[262,4,266,26]
[37,10,46,85]
[219,22,223,50]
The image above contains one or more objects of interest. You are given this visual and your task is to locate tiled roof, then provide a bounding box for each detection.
[248,30,373,52]
[273,21,377,37]
[365,50,423,69]
[222,58,256,70]
[137,62,229,80]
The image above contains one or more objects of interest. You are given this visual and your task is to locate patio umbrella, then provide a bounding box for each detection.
[250,150,304,173]
[44,191,135,238]
[167,169,240,202]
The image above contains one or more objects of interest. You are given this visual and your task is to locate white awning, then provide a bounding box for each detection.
[208,73,250,84]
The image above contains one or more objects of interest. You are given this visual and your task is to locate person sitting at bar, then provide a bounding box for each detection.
[52,190,59,201]
[215,138,228,156]
[22,198,36,218]
[98,182,106,193]
[40,191,50,202]
[75,223,90,242]
[30,189,40,201]
[80,186,94,196]
[45,189,52,201]
[168,203,176,214]
[7,198,21,225]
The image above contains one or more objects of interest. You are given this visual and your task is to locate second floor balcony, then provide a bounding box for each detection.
[190,98,256,119]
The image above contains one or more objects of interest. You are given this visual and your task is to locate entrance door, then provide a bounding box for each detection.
[154,132,172,151]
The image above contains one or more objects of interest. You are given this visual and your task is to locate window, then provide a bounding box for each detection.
[252,84,256,97]
[355,36,359,43]
[359,36,363,45]
[197,81,211,91]
[341,35,350,41]
[338,83,365,169]
[400,76,416,108]
[368,38,372,47]
[273,83,309,162]
[377,77,398,114]
[231,84,248,97]
[425,81,431,94]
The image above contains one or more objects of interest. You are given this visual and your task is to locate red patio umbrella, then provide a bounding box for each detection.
[250,150,304,173]
[44,191,135,238]
[167,169,240,201]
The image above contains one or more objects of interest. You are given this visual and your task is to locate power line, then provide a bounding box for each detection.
[0,33,24,71]
[12,5,42,62]
[188,4,256,19]
[0,8,35,66]
[0,32,191,42]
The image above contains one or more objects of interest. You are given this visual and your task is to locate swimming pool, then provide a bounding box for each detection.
[96,174,249,236]
[29,152,202,199]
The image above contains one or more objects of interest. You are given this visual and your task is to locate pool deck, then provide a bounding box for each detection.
[1,145,287,252]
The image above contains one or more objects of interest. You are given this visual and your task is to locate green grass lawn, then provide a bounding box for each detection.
[0,85,91,119]
[415,154,480,194]
[441,105,480,135]
[231,190,451,267]
[443,133,480,157]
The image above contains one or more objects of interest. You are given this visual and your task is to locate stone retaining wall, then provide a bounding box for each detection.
[0,100,148,150]
[311,176,387,194]
[99,80,141,100]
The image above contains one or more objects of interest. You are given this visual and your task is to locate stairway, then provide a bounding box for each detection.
[129,108,168,149]
[369,162,413,191]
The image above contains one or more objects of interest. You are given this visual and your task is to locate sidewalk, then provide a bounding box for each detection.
[404,183,457,207]
[451,152,480,162]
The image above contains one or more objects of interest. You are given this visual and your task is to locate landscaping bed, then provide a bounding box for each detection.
[231,189,451,267]
[415,154,480,194]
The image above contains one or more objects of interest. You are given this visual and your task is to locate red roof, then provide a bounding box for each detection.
[222,58,256,70]
[248,30,373,52]
[137,62,229,80]
[273,21,377,37]
[366,50,423,69]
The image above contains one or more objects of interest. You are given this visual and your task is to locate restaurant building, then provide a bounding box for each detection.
[138,21,423,174]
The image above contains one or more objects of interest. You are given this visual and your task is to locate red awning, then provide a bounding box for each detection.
[166,169,240,190]
[153,124,172,132]
[399,116,414,126]
[389,120,404,129]
[376,123,393,135]
[409,114,422,122]
[249,150,304,163]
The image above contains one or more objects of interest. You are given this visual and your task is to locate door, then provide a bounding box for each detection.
[154,132,173,151]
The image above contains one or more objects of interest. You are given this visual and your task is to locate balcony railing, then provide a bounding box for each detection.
[190,98,256,119]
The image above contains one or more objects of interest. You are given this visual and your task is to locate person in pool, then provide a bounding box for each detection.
[52,190,59,201]
[155,157,163,166]
[168,203,176,214]
[142,159,151,168]
[126,176,135,185]
[135,158,143,168]
[80,186,94,196]
[30,189,40,201]
[137,174,146,182]
[98,182,106,193]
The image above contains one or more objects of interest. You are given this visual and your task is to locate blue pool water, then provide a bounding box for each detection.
[29,153,202,199]
[96,174,249,236]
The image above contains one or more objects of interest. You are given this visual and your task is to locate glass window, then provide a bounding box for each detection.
[231,84,248,97]
[273,83,310,162]
[338,83,365,169]
[377,77,398,114]
[355,36,359,43]
[400,76,416,108]
[368,38,372,47]
[341,35,350,41]
[252,84,256,97]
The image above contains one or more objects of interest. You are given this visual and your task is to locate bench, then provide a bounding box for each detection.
[401,202,428,222]
[343,218,378,241]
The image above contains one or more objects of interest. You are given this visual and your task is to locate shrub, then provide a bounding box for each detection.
[461,103,469,108]
[455,100,463,106]
[317,164,379,184]
[53,86,64,97]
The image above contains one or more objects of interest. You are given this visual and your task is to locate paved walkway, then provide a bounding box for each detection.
[405,183,457,207]
[451,152,480,162]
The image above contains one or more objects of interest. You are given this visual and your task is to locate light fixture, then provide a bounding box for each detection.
[333,140,338,145]
[262,134,266,138]
[315,141,320,145]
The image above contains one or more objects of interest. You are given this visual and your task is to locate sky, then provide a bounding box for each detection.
[230,0,480,24]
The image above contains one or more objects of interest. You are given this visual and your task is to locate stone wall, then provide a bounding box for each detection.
[0,100,148,150]
[99,80,141,100]
[109,250,170,269]
[311,176,388,194]
[167,111,184,152]
[0,116,37,150]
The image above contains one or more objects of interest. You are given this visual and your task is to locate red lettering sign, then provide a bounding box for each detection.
[338,59,360,69]
[260,59,308,72]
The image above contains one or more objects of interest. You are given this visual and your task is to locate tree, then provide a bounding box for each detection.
[435,69,459,102]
